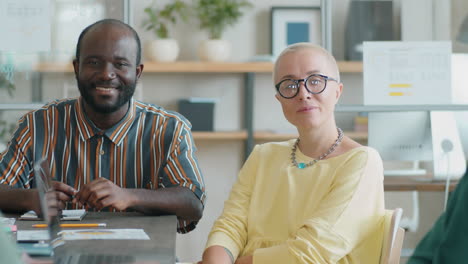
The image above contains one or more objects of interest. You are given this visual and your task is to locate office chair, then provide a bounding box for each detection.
[380,208,405,264]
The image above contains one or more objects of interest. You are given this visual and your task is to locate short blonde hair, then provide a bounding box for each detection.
[273,42,340,82]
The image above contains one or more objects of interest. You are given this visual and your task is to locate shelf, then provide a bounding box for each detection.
[254,131,367,141]
[0,103,44,110]
[384,176,459,192]
[337,61,363,73]
[7,103,467,113]
[144,62,273,73]
[192,131,247,140]
[190,130,369,141]
[336,104,468,112]
[34,62,73,73]
[34,61,363,74]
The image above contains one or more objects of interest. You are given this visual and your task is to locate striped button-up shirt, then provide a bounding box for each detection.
[0,97,206,233]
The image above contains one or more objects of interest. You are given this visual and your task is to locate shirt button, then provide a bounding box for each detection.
[100,150,105,155]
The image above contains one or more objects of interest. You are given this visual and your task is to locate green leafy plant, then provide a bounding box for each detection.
[0,119,16,143]
[142,0,189,39]
[195,0,253,39]
[0,72,15,97]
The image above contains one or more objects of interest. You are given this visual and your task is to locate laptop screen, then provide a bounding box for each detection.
[33,158,64,249]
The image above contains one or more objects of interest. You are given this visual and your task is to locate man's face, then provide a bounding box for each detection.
[73,24,142,114]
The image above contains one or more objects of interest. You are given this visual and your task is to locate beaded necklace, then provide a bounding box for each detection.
[291,127,344,169]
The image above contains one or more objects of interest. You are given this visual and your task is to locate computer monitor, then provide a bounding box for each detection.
[368,112,431,176]
[368,111,466,181]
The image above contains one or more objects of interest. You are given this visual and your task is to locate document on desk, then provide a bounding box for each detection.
[17,230,50,242]
[0,217,15,226]
[59,229,150,240]
[19,209,87,221]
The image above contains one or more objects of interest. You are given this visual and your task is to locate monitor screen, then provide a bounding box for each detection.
[368,112,433,162]
[368,111,467,180]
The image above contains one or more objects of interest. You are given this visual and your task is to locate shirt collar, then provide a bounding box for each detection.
[75,97,137,145]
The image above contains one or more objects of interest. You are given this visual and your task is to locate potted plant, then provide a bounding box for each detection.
[142,0,189,62]
[0,72,15,97]
[195,0,252,62]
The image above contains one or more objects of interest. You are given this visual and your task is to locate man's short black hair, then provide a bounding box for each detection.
[75,19,142,65]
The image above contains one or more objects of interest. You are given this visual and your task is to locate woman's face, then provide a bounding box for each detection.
[274,49,343,130]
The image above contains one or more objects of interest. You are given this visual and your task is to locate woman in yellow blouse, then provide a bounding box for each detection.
[199,43,385,264]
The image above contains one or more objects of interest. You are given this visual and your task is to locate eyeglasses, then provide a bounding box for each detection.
[275,74,339,99]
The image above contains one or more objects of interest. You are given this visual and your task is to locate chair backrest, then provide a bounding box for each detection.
[380,208,405,264]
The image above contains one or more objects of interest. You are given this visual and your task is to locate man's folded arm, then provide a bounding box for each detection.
[128,186,203,221]
[0,185,39,213]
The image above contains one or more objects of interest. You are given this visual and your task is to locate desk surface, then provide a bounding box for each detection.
[384,176,459,192]
[16,212,177,264]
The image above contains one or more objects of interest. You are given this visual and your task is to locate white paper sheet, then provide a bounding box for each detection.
[59,229,150,240]
[17,230,50,241]
[19,209,87,221]
[0,217,15,226]
[363,41,452,105]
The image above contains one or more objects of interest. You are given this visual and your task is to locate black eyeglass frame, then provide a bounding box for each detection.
[275,74,339,99]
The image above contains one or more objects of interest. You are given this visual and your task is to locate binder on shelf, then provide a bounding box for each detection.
[178,98,216,131]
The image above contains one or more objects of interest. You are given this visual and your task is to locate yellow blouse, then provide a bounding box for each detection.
[205,140,385,264]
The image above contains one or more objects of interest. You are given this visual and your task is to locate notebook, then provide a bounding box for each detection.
[30,159,164,264]
[19,209,87,221]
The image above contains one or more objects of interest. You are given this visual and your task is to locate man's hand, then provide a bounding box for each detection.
[74,178,135,211]
[31,182,76,216]
[52,181,77,210]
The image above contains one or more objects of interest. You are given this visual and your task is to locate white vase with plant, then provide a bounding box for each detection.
[195,0,252,62]
[142,0,188,62]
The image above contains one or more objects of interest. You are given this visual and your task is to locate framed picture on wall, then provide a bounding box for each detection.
[270,6,322,57]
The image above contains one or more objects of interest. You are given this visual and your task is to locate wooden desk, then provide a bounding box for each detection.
[15,212,177,264]
[384,176,459,192]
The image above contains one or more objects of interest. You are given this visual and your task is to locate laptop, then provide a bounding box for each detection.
[33,159,170,264]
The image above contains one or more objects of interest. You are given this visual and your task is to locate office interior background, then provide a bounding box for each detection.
[1,0,468,262]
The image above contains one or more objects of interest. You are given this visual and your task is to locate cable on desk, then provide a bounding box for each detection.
[442,139,454,211]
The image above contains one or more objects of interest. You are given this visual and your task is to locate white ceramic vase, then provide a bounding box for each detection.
[198,39,231,62]
[146,39,180,62]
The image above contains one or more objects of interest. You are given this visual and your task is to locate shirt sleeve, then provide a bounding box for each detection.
[0,113,34,188]
[205,145,260,259]
[160,120,206,233]
[252,148,385,263]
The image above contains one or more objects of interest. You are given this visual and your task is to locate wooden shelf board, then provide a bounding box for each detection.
[337,104,468,112]
[0,103,44,110]
[254,131,367,141]
[144,61,273,73]
[34,62,73,73]
[192,131,247,140]
[34,61,273,73]
[337,61,363,73]
[35,61,363,73]
[384,176,459,192]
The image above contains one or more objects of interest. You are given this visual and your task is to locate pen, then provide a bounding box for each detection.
[32,223,107,228]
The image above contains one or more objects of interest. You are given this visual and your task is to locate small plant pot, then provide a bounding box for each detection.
[146,39,180,62]
[198,39,231,62]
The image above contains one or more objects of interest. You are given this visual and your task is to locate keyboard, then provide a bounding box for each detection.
[56,254,137,264]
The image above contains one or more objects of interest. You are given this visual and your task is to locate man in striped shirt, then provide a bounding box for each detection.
[0,19,205,233]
